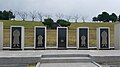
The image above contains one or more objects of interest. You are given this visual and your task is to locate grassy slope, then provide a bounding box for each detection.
[70,22,117,29]
[0,20,119,47]
[0,20,43,28]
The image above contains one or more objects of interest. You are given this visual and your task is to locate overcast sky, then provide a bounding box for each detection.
[0,0,120,21]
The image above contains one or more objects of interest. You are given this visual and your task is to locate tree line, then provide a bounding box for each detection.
[2,10,120,23]
[16,11,72,28]
[16,11,87,23]
[92,12,120,22]
[0,10,15,20]
[0,10,88,23]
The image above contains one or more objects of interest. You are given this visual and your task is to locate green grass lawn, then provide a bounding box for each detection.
[0,20,119,47]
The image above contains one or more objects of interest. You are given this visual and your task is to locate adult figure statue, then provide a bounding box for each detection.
[81,35,86,46]
[101,31,107,47]
[13,29,20,47]
[37,35,43,46]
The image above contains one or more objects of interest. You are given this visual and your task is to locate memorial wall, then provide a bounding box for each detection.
[0,22,120,50]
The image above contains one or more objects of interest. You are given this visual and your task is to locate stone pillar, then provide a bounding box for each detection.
[0,22,3,50]
[10,26,24,50]
[77,27,89,49]
[57,27,68,49]
[114,24,120,50]
[34,26,46,49]
[97,27,110,49]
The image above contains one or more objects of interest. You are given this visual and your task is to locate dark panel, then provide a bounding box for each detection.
[79,28,88,48]
[35,28,45,48]
[100,28,109,48]
[58,28,67,48]
[11,27,21,49]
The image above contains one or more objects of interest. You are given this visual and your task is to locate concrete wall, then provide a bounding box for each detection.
[114,24,120,50]
[0,22,3,50]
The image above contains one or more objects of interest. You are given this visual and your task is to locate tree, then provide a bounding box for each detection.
[95,12,120,22]
[8,10,15,20]
[72,14,80,23]
[56,13,64,20]
[97,12,110,22]
[92,17,98,22]
[118,15,120,22]
[45,14,52,19]
[81,16,88,22]
[18,11,28,21]
[29,11,37,21]
[101,12,110,22]
[57,19,71,27]
[43,18,54,28]
[1,10,15,20]
[0,11,3,19]
[109,13,117,22]
[97,14,103,22]
[12,11,18,20]
[2,10,9,20]
[65,15,71,22]
[38,12,44,22]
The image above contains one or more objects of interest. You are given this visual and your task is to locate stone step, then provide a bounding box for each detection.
[42,54,89,58]
[39,62,101,67]
[41,57,92,63]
